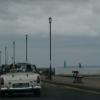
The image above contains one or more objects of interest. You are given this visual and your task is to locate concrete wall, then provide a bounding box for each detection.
[55,67,100,75]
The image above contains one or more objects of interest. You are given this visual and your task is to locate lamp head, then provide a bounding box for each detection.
[49,17,52,23]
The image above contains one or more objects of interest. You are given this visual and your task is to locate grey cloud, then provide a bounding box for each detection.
[1,34,100,66]
[0,0,99,36]
[1,0,100,66]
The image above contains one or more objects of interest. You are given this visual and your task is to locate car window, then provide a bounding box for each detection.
[16,64,37,72]
[4,64,37,73]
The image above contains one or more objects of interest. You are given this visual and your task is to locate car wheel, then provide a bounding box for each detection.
[0,91,6,97]
[34,89,41,96]
[8,92,12,96]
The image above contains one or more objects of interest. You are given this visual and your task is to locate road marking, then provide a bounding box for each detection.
[43,82,100,95]
[43,83,57,87]
[63,86,100,95]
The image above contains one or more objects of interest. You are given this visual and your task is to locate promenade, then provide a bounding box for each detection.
[42,75,100,93]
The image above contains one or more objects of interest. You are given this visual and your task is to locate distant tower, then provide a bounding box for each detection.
[64,60,67,68]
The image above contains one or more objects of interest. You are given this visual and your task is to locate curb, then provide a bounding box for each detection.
[42,79,100,93]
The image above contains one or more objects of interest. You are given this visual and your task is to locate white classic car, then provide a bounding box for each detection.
[0,63,41,96]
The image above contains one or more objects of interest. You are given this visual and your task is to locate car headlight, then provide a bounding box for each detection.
[0,78,4,85]
[37,76,40,83]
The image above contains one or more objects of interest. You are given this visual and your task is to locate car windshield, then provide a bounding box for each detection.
[9,64,37,73]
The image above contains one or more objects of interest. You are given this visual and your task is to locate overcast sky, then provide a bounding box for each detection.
[0,0,100,67]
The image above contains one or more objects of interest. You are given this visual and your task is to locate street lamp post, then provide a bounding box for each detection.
[49,17,52,80]
[5,46,7,65]
[13,41,15,65]
[26,34,28,63]
[0,51,1,66]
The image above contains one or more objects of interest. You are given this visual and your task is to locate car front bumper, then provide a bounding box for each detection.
[0,86,41,93]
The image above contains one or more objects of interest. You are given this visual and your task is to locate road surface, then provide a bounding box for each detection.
[0,83,100,100]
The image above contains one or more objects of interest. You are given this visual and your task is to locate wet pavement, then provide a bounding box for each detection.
[0,83,100,100]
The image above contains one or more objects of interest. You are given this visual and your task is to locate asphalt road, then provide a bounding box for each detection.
[0,83,100,100]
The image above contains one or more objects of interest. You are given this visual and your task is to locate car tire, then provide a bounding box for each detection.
[8,92,12,96]
[0,91,6,97]
[34,89,41,96]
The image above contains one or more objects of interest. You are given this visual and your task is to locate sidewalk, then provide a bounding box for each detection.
[42,75,100,92]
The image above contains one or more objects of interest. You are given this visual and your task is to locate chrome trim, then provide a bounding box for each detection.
[0,86,41,90]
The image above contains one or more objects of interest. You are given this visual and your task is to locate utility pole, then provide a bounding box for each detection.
[49,17,52,80]
[26,34,28,63]
[6,49,8,65]
[13,41,15,65]
[0,51,1,66]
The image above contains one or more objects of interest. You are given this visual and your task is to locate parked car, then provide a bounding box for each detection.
[0,63,41,96]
